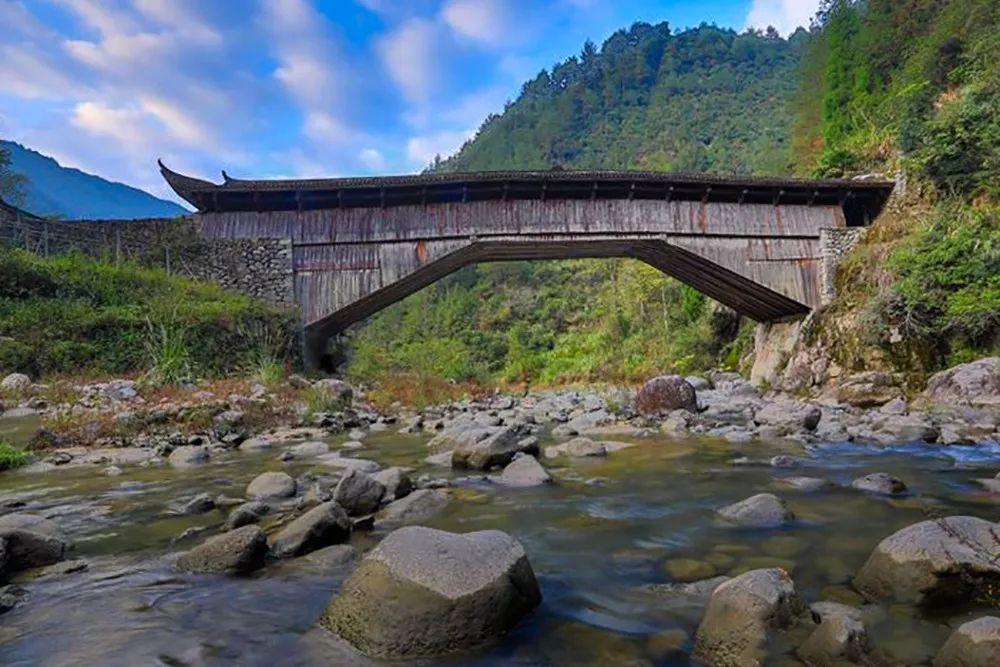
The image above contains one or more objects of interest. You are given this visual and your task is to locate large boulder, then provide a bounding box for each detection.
[334,469,385,516]
[168,445,209,468]
[0,514,67,572]
[692,568,807,666]
[495,455,551,487]
[636,375,697,416]
[320,526,542,659]
[920,357,1000,408]
[246,471,297,500]
[0,373,31,391]
[797,602,872,666]
[270,501,351,558]
[717,493,794,528]
[854,516,1000,607]
[450,425,535,470]
[375,489,449,529]
[851,472,907,496]
[372,467,413,501]
[934,616,1000,667]
[754,401,822,434]
[176,525,268,574]
[829,372,903,408]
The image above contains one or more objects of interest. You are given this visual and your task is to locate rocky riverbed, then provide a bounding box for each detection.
[0,358,998,665]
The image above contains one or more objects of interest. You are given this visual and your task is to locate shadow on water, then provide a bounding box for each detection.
[0,424,997,666]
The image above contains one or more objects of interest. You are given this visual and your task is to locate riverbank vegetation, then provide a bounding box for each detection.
[0,246,296,381]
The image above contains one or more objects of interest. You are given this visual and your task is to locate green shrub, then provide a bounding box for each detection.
[0,441,28,471]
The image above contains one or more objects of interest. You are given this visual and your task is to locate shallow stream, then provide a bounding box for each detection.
[1,418,998,666]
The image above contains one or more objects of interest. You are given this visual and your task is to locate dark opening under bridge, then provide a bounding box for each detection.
[161,164,893,368]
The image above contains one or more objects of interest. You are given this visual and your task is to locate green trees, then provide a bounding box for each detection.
[0,145,27,205]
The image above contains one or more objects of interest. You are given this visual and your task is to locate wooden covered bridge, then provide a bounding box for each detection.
[160,164,893,367]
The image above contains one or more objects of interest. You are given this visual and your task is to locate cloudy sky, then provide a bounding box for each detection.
[0,0,820,203]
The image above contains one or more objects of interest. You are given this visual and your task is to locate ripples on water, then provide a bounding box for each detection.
[0,423,997,666]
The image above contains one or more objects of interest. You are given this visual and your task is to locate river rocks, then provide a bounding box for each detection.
[176,525,268,574]
[227,501,270,529]
[0,528,67,572]
[754,401,822,434]
[375,489,449,529]
[920,357,1000,408]
[270,501,351,558]
[289,441,330,457]
[0,585,27,615]
[313,378,354,404]
[797,601,872,666]
[717,493,794,528]
[317,453,380,473]
[320,526,541,659]
[830,372,904,408]
[168,445,209,468]
[246,471,297,500]
[495,455,551,487]
[334,469,386,516]
[776,476,831,492]
[854,516,1000,607]
[636,375,697,415]
[547,436,607,458]
[851,472,907,496]
[692,568,807,666]
[372,467,413,501]
[178,493,216,515]
[445,425,535,470]
[933,616,1000,667]
[0,373,31,391]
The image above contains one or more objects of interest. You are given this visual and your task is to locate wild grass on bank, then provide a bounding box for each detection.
[0,440,28,471]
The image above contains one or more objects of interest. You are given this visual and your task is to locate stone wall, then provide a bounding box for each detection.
[0,206,294,308]
[819,227,867,305]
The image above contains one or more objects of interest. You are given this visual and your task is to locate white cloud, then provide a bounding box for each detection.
[376,18,446,105]
[745,0,821,36]
[406,128,474,166]
[441,0,510,46]
[70,101,150,149]
[358,147,387,171]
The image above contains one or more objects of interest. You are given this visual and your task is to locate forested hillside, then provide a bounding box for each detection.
[346,2,999,390]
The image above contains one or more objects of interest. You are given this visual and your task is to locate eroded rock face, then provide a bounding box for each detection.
[692,568,807,666]
[920,357,1000,408]
[320,526,541,659]
[854,516,1000,607]
[717,493,794,528]
[933,616,1000,667]
[270,502,351,558]
[176,525,268,574]
[246,471,297,500]
[636,376,697,416]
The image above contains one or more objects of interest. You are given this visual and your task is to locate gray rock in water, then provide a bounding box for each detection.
[176,525,268,574]
[776,476,831,492]
[334,469,385,516]
[290,441,330,457]
[693,568,807,666]
[270,502,351,558]
[855,516,1000,607]
[372,467,413,502]
[717,493,794,528]
[227,501,270,529]
[303,544,358,570]
[933,616,1000,667]
[246,471,297,500]
[636,375,697,415]
[168,445,209,468]
[851,472,907,496]
[316,454,380,473]
[451,425,534,470]
[179,493,216,515]
[375,489,449,529]
[320,526,542,659]
[495,455,551,487]
[0,584,27,615]
[0,514,67,572]
[551,436,607,458]
[798,601,872,666]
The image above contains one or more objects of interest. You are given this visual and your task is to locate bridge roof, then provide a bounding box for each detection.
[160,161,893,225]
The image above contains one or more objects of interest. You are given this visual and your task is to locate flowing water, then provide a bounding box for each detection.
[0,416,998,666]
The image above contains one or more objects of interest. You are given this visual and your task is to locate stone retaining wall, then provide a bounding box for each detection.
[0,205,294,308]
[819,227,867,305]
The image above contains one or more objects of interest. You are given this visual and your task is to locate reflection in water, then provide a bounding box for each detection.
[0,427,997,666]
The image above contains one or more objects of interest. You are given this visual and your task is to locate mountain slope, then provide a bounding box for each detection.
[346,25,802,385]
[1,140,188,219]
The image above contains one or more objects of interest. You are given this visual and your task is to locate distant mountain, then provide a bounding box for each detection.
[1,140,188,219]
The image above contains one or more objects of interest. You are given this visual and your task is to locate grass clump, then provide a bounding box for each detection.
[0,246,297,380]
[0,440,28,471]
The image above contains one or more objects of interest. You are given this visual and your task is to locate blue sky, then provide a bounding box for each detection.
[0,1,820,204]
